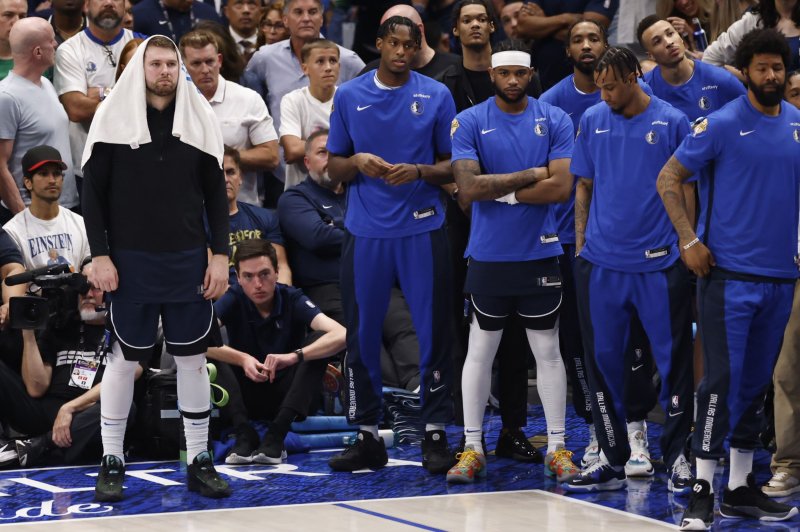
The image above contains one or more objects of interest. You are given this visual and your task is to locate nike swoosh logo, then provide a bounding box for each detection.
[159,19,169,24]
[356,105,372,111]
[631,364,644,371]
[595,128,610,134]
[429,385,445,393]
[322,204,333,209]
[481,128,496,135]
[739,130,755,136]
[668,411,684,417]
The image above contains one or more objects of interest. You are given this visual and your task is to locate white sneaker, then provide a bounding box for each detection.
[624,429,654,477]
[762,471,800,498]
[581,424,600,468]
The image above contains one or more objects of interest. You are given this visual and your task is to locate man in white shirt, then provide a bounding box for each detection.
[54,0,135,187]
[225,0,260,61]
[3,145,89,270]
[280,38,338,190]
[180,29,279,206]
[0,17,76,223]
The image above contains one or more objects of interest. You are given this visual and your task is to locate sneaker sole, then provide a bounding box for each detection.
[95,488,123,503]
[251,450,287,465]
[187,479,231,499]
[719,504,799,521]
[624,464,655,477]
[679,517,711,531]
[225,453,254,465]
[763,484,800,498]
[562,478,626,493]
[328,457,389,472]
[668,478,692,496]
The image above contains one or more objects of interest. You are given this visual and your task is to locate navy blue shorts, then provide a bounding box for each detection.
[108,300,215,361]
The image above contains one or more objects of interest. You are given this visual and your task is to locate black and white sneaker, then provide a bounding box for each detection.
[15,436,47,468]
[251,431,287,465]
[225,424,259,465]
[669,454,694,496]
[0,439,18,469]
[680,479,715,531]
[720,474,799,522]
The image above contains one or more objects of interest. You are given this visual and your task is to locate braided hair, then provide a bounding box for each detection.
[594,47,643,82]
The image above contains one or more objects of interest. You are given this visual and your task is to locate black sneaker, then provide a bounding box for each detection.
[562,459,626,492]
[328,430,388,472]
[251,431,287,465]
[720,474,799,522]
[679,479,715,531]
[95,455,125,502]
[0,438,17,469]
[422,430,456,474]
[225,424,260,465]
[187,451,231,498]
[495,428,543,463]
[15,436,47,468]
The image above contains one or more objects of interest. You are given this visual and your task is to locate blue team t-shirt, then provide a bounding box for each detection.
[643,60,745,123]
[451,96,573,261]
[570,95,690,272]
[540,76,653,244]
[327,70,456,238]
[674,95,800,279]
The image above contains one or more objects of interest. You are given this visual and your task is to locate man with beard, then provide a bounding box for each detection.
[540,19,666,482]
[447,41,578,484]
[82,35,231,502]
[325,16,457,475]
[563,47,695,494]
[639,15,744,123]
[658,28,800,530]
[54,0,135,201]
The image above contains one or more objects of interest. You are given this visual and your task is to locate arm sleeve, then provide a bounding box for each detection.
[569,114,594,179]
[54,43,88,96]
[433,89,456,158]
[81,143,113,257]
[0,93,20,140]
[279,90,303,138]
[200,153,230,255]
[673,116,721,175]
[548,107,575,161]
[326,88,353,156]
[277,190,344,255]
[450,111,478,163]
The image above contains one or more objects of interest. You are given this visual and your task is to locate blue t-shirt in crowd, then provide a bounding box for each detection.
[326,70,456,238]
[451,96,573,262]
[540,75,653,244]
[674,95,800,279]
[215,283,321,357]
[570,95,690,272]
[643,60,745,123]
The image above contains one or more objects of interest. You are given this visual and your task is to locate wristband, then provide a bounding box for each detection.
[682,237,700,250]
[294,348,304,363]
[495,192,519,205]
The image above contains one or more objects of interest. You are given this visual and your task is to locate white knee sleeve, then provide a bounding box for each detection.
[173,353,210,413]
[526,325,567,451]
[100,342,139,459]
[462,315,503,441]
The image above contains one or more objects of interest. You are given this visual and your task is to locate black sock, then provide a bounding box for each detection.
[269,408,297,440]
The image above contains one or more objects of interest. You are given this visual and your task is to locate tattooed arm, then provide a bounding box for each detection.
[574,177,593,255]
[657,156,715,276]
[514,158,573,204]
[452,159,548,204]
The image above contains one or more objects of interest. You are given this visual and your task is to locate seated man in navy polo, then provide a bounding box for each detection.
[222,146,291,286]
[208,238,345,464]
[276,130,422,391]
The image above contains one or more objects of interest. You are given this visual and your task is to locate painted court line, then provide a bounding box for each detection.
[533,489,680,529]
[334,503,446,531]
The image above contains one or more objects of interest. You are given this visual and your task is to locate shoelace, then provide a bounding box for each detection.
[672,456,692,479]
[767,472,792,486]
[581,456,609,477]
[455,450,482,469]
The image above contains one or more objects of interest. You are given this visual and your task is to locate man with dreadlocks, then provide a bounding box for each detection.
[562,46,695,493]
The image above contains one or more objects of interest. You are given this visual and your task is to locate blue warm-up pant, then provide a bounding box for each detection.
[340,228,453,426]
[574,258,694,469]
[693,270,794,459]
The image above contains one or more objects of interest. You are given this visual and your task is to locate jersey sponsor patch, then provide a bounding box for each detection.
[692,117,708,137]
[450,118,459,139]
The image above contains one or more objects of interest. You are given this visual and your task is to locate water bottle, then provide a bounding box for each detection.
[692,18,708,52]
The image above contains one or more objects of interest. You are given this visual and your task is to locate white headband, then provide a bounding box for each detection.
[491,50,531,69]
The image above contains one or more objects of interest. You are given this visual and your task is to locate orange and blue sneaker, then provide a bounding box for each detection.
[446,445,486,484]
[545,447,580,482]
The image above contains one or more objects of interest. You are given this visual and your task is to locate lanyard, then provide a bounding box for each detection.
[157,0,195,42]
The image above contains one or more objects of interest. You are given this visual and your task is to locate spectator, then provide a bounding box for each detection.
[194,20,246,83]
[114,37,142,80]
[122,0,132,30]
[45,0,85,46]
[180,29,280,207]
[54,0,135,204]
[0,0,26,80]
[0,262,143,469]
[0,18,75,221]
[256,2,290,49]
[225,0,260,61]
[280,38,338,189]
[500,1,523,39]
[132,0,221,43]
[221,146,291,285]
[209,238,345,464]
[516,0,619,90]
[785,67,800,107]
[3,146,89,269]
[710,0,757,42]
[277,131,423,390]
[656,0,713,55]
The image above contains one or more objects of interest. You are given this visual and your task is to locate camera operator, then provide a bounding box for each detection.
[0,262,143,469]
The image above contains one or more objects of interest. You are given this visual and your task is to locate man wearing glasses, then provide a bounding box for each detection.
[54,0,135,203]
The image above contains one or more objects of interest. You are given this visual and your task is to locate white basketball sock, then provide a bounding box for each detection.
[462,315,503,455]
[174,354,211,464]
[696,457,717,493]
[526,325,567,454]
[728,448,754,490]
[100,342,139,461]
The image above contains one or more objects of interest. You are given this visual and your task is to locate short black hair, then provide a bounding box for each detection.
[595,46,643,81]
[492,38,529,55]
[565,18,607,48]
[636,14,664,47]
[734,28,791,71]
[233,238,278,273]
[377,16,422,48]
[452,0,495,31]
